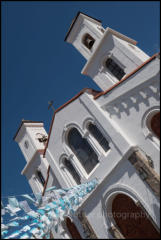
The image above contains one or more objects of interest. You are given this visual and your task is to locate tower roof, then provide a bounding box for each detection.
[64,11,102,42]
[13,120,44,141]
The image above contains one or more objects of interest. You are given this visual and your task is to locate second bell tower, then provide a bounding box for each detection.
[65,11,150,91]
[65,11,105,60]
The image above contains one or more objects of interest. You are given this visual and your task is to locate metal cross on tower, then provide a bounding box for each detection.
[48,100,55,112]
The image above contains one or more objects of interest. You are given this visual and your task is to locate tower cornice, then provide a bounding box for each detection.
[13,120,44,141]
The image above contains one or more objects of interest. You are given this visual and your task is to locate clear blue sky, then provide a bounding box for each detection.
[2,1,160,198]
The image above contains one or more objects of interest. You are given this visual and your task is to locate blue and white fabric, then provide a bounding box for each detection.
[1,178,98,239]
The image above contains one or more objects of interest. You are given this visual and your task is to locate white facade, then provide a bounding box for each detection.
[14,12,160,239]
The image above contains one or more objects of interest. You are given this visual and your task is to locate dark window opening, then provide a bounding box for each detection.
[65,217,82,239]
[68,128,99,174]
[83,33,95,50]
[87,123,110,152]
[150,112,160,139]
[64,158,81,185]
[105,58,125,80]
[37,170,45,186]
[24,140,29,149]
[37,134,48,143]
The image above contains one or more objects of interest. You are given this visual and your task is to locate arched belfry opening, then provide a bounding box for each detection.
[65,217,82,239]
[82,33,95,50]
[111,194,160,239]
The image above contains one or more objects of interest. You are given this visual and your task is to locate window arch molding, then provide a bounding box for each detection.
[82,117,95,139]
[82,118,102,156]
[101,52,126,71]
[82,117,95,130]
[141,106,160,145]
[102,184,150,229]
[91,50,112,75]
[59,153,81,187]
[102,52,113,68]
[59,153,69,169]
[103,184,160,238]
[83,118,111,155]
[62,123,84,149]
[104,57,125,81]
[63,124,99,176]
[97,52,126,83]
[62,123,90,178]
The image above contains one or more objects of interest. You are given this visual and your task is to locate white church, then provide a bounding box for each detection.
[14,12,160,239]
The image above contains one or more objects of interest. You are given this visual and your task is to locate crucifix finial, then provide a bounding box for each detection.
[48,100,55,112]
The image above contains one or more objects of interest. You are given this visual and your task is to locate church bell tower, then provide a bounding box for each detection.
[65,11,104,60]
[14,120,48,163]
[13,120,49,196]
[65,11,150,91]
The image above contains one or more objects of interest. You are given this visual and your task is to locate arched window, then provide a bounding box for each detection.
[82,33,95,50]
[105,58,125,80]
[87,122,110,152]
[63,158,81,185]
[68,128,99,174]
[150,112,160,139]
[37,170,45,186]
